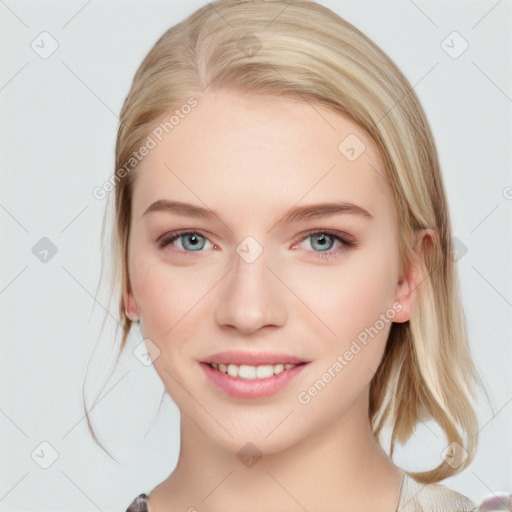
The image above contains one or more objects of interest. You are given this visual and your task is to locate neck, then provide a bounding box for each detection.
[150,391,404,512]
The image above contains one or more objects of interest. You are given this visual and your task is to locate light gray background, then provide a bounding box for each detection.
[1,0,511,510]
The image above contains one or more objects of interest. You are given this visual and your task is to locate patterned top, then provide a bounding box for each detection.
[125,472,478,511]
[126,493,149,512]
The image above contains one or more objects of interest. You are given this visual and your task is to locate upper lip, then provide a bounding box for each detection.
[203,351,307,366]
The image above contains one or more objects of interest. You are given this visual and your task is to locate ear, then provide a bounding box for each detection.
[392,228,436,323]
[123,286,140,322]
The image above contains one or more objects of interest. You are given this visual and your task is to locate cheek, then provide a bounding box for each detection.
[284,248,399,344]
[131,257,172,332]
[292,253,399,414]
[339,258,397,338]
[129,248,218,349]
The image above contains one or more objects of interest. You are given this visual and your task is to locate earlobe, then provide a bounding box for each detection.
[392,228,435,323]
[392,268,418,323]
[123,290,140,322]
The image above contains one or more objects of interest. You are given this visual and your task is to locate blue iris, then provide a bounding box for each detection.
[181,234,206,251]
[309,233,334,252]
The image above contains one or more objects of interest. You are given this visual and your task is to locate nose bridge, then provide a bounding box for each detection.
[214,241,286,333]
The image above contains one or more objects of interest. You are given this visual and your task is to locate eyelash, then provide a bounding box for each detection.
[156,229,356,260]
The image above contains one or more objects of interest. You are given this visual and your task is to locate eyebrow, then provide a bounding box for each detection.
[142,199,373,224]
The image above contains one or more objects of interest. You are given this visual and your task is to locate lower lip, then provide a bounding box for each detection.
[200,362,308,399]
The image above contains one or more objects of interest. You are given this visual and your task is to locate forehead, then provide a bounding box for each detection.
[131,89,392,225]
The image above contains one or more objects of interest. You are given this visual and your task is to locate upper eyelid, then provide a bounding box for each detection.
[294,229,354,244]
[156,229,216,248]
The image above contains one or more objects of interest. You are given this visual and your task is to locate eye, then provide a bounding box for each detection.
[156,230,215,254]
[156,228,356,260]
[294,230,356,260]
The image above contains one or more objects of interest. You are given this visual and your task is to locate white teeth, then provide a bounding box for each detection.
[238,365,257,379]
[256,365,274,379]
[210,362,297,379]
[273,363,285,375]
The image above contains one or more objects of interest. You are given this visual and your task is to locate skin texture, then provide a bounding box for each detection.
[124,89,429,512]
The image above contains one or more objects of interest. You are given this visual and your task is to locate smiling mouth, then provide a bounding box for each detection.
[207,362,306,380]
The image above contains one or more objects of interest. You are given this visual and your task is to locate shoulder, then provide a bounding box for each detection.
[399,474,476,512]
[125,493,149,512]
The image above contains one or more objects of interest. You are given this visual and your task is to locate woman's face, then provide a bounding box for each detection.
[125,89,413,455]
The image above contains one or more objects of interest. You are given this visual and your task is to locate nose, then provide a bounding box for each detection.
[214,246,287,335]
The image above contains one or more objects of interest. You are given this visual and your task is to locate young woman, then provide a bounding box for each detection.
[89,1,487,510]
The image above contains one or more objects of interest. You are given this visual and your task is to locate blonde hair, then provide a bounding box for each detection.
[85,0,482,484]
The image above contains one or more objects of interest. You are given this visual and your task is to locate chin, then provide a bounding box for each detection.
[210,429,304,461]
